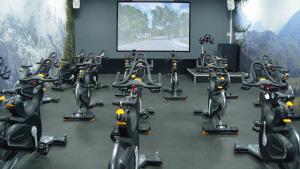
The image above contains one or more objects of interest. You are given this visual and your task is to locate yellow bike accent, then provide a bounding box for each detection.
[117,121,126,126]
[0,96,5,101]
[135,78,142,81]
[6,104,15,109]
[259,77,266,81]
[131,74,136,79]
[116,108,125,115]
[283,119,292,123]
[286,101,293,107]
[37,74,45,78]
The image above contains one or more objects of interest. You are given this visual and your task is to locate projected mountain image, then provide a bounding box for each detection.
[118,2,190,51]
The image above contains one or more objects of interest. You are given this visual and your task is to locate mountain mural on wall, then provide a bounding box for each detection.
[280,10,300,46]
[240,10,300,73]
[0,0,66,89]
[237,6,300,95]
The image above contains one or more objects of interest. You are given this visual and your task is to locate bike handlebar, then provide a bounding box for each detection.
[199,34,214,44]
[166,51,182,62]
[241,61,287,90]
[112,72,161,89]
[0,88,18,95]
[19,75,58,83]
[275,91,294,100]
[112,59,161,89]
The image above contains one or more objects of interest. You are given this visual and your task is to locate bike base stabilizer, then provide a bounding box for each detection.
[63,111,95,121]
[202,125,239,135]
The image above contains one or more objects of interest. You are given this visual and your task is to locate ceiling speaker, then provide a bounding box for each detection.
[73,0,80,9]
[227,0,235,10]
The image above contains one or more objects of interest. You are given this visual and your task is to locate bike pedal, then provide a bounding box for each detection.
[138,126,151,134]
[38,143,49,156]
[200,111,209,119]
[252,120,262,127]
[54,97,61,103]
[252,126,260,132]
[145,109,155,115]
[140,112,149,120]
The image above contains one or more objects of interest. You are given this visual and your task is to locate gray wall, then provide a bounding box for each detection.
[74,0,230,59]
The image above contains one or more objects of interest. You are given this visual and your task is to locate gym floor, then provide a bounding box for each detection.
[14,74,300,169]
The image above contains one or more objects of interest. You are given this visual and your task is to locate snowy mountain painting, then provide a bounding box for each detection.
[235,0,300,96]
[0,0,67,89]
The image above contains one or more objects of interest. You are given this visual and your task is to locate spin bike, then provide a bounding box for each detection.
[253,55,289,107]
[163,51,187,100]
[0,75,66,169]
[114,56,157,132]
[196,33,214,72]
[51,58,77,91]
[123,51,153,80]
[109,58,162,169]
[234,61,300,169]
[194,58,238,134]
[90,50,110,89]
[17,52,61,104]
[63,52,106,121]
[117,52,153,97]
[52,49,108,91]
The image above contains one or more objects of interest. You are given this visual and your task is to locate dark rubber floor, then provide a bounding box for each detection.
[14,74,300,169]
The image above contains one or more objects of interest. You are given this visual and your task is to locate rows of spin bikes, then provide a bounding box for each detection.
[0,39,299,169]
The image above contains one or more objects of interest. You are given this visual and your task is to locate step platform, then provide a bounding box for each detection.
[187,68,242,83]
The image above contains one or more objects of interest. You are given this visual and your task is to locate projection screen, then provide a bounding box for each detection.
[117,2,190,51]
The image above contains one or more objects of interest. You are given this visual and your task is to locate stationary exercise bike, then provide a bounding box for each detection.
[113,56,157,132]
[63,52,106,121]
[253,55,288,107]
[88,50,109,89]
[196,33,214,73]
[52,49,108,91]
[0,75,67,169]
[123,51,153,80]
[19,52,60,78]
[117,52,153,97]
[234,61,300,169]
[194,58,238,134]
[163,51,187,100]
[51,58,77,91]
[109,58,162,169]
[17,53,61,104]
